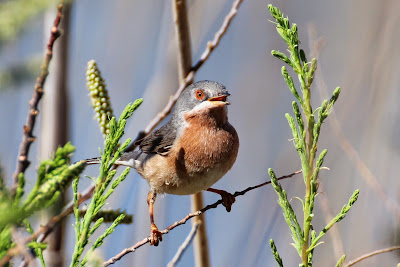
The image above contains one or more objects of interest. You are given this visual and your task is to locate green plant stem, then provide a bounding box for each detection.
[298,62,312,267]
[268,5,358,266]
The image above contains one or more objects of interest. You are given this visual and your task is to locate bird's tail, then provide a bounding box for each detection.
[85,157,102,165]
[83,151,141,168]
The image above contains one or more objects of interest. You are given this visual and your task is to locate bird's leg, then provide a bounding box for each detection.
[147,191,163,246]
[206,188,235,212]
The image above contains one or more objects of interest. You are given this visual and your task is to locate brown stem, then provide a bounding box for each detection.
[344,246,400,267]
[172,0,193,82]
[11,3,64,197]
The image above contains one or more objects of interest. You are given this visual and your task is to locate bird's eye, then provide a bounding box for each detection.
[194,89,205,100]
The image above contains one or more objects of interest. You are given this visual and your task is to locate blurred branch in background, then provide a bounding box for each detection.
[344,246,400,267]
[38,3,72,267]
[172,0,193,83]
[171,0,210,266]
[103,170,302,266]
[307,24,400,221]
[167,221,201,267]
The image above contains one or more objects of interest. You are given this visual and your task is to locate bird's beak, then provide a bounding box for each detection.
[208,92,230,104]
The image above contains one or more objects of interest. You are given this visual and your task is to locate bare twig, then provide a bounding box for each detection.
[167,221,201,267]
[344,246,400,267]
[11,3,64,197]
[103,170,302,266]
[126,0,244,151]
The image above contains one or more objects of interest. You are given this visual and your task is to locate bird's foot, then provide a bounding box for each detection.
[150,223,163,246]
[207,188,236,212]
[219,190,235,212]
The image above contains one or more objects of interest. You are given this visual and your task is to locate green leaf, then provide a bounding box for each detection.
[269,168,303,255]
[307,190,359,252]
[272,50,293,68]
[269,239,284,267]
[282,67,303,106]
[299,49,307,64]
[335,255,346,267]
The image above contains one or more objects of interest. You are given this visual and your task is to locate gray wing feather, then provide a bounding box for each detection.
[86,122,177,169]
[134,121,177,155]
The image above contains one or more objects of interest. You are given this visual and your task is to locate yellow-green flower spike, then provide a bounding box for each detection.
[86,60,114,137]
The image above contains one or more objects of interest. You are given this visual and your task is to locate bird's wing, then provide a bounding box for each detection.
[134,122,177,155]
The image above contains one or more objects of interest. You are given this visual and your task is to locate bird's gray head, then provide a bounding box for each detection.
[172,80,230,121]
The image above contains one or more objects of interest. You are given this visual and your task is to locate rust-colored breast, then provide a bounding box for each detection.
[175,106,239,179]
[140,105,239,195]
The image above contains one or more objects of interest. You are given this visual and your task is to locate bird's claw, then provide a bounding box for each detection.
[150,223,163,246]
[219,190,235,212]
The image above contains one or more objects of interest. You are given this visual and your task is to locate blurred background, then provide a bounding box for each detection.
[0,0,399,266]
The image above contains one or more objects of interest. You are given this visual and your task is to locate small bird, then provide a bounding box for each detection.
[86,80,239,246]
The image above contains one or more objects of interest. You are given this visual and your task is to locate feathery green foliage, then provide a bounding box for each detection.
[0,143,84,263]
[71,100,142,267]
[335,255,346,267]
[269,239,284,267]
[0,143,84,228]
[267,4,359,266]
[24,219,46,266]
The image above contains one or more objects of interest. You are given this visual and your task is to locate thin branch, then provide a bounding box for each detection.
[103,170,302,266]
[126,0,244,151]
[167,221,201,267]
[344,246,400,267]
[11,3,64,197]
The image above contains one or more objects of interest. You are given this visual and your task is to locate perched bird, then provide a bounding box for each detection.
[86,80,239,246]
